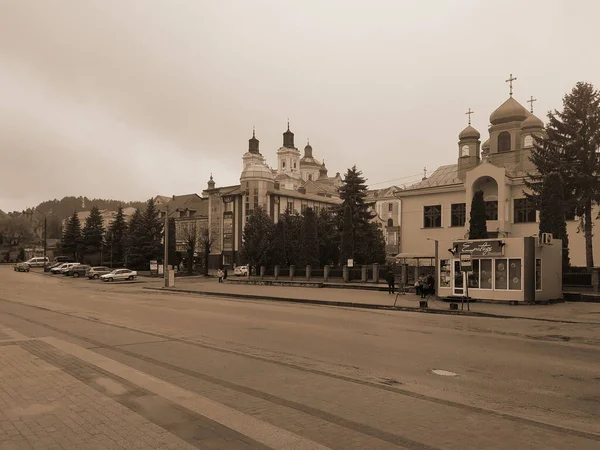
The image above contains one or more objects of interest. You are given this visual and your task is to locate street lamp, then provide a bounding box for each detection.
[163,206,179,287]
[426,238,439,297]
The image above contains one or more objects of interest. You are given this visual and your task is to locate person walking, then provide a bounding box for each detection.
[217,268,224,283]
[386,270,396,294]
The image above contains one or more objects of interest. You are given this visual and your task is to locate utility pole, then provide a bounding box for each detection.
[427,238,439,297]
[110,231,114,268]
[163,207,169,287]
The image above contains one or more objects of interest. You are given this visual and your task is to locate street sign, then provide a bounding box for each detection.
[460,253,472,272]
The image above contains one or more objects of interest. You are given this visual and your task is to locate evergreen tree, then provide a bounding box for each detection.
[340,203,354,264]
[61,211,82,260]
[268,220,287,267]
[168,218,177,268]
[526,82,600,270]
[359,222,387,264]
[125,209,144,267]
[315,208,339,266]
[140,198,163,262]
[240,207,274,268]
[468,190,488,239]
[337,166,377,264]
[300,208,319,268]
[539,172,570,270]
[82,206,105,256]
[106,205,128,265]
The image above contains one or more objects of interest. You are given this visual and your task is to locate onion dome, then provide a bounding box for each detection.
[459,125,480,140]
[489,97,529,125]
[521,113,544,130]
[319,161,328,178]
[482,139,490,150]
[283,121,295,148]
[304,141,313,158]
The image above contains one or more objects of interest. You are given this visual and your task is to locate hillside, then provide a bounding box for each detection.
[30,196,147,220]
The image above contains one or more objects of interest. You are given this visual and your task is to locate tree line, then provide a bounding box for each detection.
[240,166,387,268]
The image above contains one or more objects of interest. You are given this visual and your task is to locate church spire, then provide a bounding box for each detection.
[283,119,295,148]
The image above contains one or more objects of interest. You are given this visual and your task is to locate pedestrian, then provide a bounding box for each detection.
[217,268,224,283]
[416,273,426,297]
[386,270,395,294]
[223,267,228,281]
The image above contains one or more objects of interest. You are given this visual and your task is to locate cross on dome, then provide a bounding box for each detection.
[506,73,517,97]
[527,96,537,113]
[465,108,474,125]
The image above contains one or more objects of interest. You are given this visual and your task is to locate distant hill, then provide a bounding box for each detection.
[24,196,147,221]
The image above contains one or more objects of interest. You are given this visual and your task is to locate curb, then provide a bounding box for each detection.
[143,287,590,323]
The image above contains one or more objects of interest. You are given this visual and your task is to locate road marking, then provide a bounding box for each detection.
[41,336,332,450]
[431,369,458,377]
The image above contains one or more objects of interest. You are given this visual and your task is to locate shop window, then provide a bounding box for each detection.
[535,259,542,291]
[468,259,480,288]
[480,259,493,289]
[485,201,498,220]
[439,259,451,288]
[498,131,511,152]
[495,259,508,290]
[424,205,442,228]
[509,259,522,290]
[514,198,536,223]
[223,255,232,266]
[451,203,466,227]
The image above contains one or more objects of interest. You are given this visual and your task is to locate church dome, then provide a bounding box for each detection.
[490,97,529,125]
[521,113,544,130]
[482,139,490,149]
[459,125,480,140]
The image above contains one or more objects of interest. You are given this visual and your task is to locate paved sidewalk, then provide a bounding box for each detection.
[159,279,600,324]
[0,329,327,450]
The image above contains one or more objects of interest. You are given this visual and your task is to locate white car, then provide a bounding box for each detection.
[49,263,75,274]
[233,265,248,276]
[58,263,80,275]
[100,269,137,282]
[24,257,49,268]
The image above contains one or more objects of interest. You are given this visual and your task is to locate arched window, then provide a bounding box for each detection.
[498,131,511,152]
[523,135,533,148]
[387,218,394,227]
[308,174,312,181]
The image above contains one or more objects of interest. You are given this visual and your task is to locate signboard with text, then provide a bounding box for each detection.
[455,240,503,257]
[460,253,472,272]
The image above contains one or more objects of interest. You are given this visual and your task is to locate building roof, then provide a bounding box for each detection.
[270,187,342,204]
[521,113,544,130]
[366,186,401,200]
[458,125,480,140]
[303,178,339,196]
[404,164,462,190]
[157,194,208,216]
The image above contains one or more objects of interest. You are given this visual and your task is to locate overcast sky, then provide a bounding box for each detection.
[1,0,599,212]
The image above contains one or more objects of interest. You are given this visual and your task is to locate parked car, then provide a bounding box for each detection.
[14,262,31,272]
[67,265,91,278]
[53,256,75,264]
[49,263,69,274]
[100,269,137,282]
[233,265,249,276]
[24,257,49,268]
[87,266,113,280]
[59,263,80,275]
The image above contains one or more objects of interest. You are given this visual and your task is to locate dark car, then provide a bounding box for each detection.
[87,266,112,279]
[67,265,91,278]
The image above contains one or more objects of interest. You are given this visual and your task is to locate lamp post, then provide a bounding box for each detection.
[427,238,439,297]
[163,206,179,287]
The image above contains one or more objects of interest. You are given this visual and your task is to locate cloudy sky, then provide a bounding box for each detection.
[1,0,599,212]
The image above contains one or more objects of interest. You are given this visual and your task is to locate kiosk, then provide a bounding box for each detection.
[437,236,562,303]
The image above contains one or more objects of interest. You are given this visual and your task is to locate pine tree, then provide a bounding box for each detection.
[82,207,105,256]
[240,207,274,268]
[140,198,163,262]
[539,172,570,270]
[125,209,144,267]
[337,166,376,264]
[62,211,82,260]
[468,190,488,239]
[106,205,128,266]
[315,208,339,266]
[526,82,600,270]
[360,222,387,264]
[300,208,320,268]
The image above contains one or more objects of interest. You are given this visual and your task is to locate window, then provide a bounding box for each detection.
[480,259,492,289]
[508,259,522,290]
[308,174,312,181]
[461,145,470,157]
[253,188,259,210]
[245,194,251,220]
[524,135,533,148]
[498,131,511,152]
[439,259,451,288]
[387,231,397,246]
[282,161,286,168]
[514,198,536,223]
[535,259,542,291]
[293,162,297,169]
[468,259,480,288]
[485,201,498,220]
[223,255,232,266]
[387,218,394,227]
[495,259,508,290]
[388,203,393,212]
[424,205,442,228]
[287,201,294,213]
[451,203,466,227]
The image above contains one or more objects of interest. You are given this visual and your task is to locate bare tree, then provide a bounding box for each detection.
[177,220,198,276]
[198,228,215,277]
[0,216,34,247]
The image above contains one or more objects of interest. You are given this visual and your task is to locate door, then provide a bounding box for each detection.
[453,260,465,296]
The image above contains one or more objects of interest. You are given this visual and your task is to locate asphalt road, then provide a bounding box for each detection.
[0,266,598,449]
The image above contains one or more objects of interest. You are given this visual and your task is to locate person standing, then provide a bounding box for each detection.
[386,270,396,294]
[217,268,224,283]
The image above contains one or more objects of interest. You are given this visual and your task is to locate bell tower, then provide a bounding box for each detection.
[457,108,481,180]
